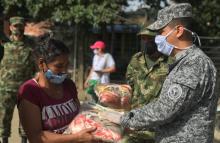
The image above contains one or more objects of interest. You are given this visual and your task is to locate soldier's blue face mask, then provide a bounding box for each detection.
[45,69,67,84]
[155,27,201,56]
[155,28,176,56]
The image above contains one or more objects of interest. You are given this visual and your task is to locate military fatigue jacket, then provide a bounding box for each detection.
[0,37,34,92]
[121,45,218,143]
[126,52,172,108]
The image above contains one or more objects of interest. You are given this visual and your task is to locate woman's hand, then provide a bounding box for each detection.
[73,127,101,143]
[84,80,89,88]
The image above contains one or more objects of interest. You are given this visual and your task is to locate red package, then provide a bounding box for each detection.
[95,84,132,109]
[64,112,122,143]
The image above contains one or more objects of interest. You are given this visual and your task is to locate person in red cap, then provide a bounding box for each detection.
[84,40,116,102]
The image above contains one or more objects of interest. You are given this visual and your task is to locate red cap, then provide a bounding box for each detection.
[90,41,106,49]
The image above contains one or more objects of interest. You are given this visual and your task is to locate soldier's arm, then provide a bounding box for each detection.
[121,58,205,130]
[126,52,142,86]
[126,63,134,86]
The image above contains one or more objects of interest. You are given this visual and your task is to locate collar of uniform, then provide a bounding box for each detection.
[12,40,24,46]
[169,45,196,72]
[175,44,195,61]
[147,55,167,73]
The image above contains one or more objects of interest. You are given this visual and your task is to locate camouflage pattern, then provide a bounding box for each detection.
[126,52,173,109]
[9,16,24,25]
[137,28,157,36]
[0,18,9,62]
[124,52,172,143]
[121,45,218,143]
[0,45,3,61]
[0,36,34,137]
[147,3,192,31]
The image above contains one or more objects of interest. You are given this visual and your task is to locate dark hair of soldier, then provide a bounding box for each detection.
[167,17,194,41]
[33,33,70,64]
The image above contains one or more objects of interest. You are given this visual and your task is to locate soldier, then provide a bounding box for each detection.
[120,3,218,143]
[123,29,173,143]
[0,17,9,62]
[0,16,34,143]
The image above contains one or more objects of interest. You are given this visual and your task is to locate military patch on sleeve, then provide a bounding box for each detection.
[168,84,182,100]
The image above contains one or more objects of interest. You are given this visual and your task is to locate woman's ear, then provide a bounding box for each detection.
[37,58,45,72]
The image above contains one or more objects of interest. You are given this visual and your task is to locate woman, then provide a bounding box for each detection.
[84,41,116,102]
[17,37,100,143]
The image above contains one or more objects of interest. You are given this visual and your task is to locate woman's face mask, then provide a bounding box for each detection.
[44,69,67,84]
[93,49,99,55]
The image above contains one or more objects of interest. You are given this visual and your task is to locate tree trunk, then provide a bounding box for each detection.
[77,27,85,100]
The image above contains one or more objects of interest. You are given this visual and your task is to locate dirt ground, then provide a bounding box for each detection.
[9,108,21,143]
[8,107,220,143]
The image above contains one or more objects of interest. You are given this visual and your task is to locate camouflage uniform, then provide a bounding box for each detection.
[0,17,34,139]
[121,45,217,143]
[121,3,218,143]
[122,52,173,143]
[127,52,173,109]
[0,18,9,62]
[0,44,3,61]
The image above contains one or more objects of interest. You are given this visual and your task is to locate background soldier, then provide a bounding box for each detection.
[0,16,35,143]
[0,17,9,62]
[121,3,218,143]
[122,29,173,143]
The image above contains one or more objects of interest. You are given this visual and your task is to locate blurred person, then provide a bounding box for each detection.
[0,43,3,61]
[17,37,102,143]
[84,40,116,102]
[120,3,218,143]
[0,16,35,143]
[0,18,9,62]
[122,29,173,143]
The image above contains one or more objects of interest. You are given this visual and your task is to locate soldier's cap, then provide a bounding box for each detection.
[147,3,192,31]
[137,28,156,37]
[9,16,25,25]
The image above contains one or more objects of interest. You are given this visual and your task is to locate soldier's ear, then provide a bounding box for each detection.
[176,25,184,38]
[37,58,45,71]
[9,25,15,32]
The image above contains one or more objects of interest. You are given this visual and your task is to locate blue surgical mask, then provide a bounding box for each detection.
[45,69,67,84]
[155,28,176,56]
[155,27,200,56]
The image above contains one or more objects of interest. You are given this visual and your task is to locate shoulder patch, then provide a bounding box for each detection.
[168,84,182,100]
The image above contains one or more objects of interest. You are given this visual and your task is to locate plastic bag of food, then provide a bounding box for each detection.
[64,110,122,143]
[94,84,132,109]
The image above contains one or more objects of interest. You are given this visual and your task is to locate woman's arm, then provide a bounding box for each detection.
[84,68,93,88]
[18,99,98,143]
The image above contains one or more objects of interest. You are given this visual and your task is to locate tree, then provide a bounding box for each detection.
[0,0,127,27]
[0,0,127,96]
[174,0,220,38]
[142,0,220,45]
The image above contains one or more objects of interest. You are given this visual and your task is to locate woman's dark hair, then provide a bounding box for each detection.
[33,33,70,63]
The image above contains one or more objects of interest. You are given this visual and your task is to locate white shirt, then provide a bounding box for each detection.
[90,53,115,83]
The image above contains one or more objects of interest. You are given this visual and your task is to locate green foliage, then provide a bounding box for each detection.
[174,0,220,38]
[0,0,126,27]
[143,0,220,41]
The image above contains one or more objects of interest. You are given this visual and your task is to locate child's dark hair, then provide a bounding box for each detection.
[33,33,70,63]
